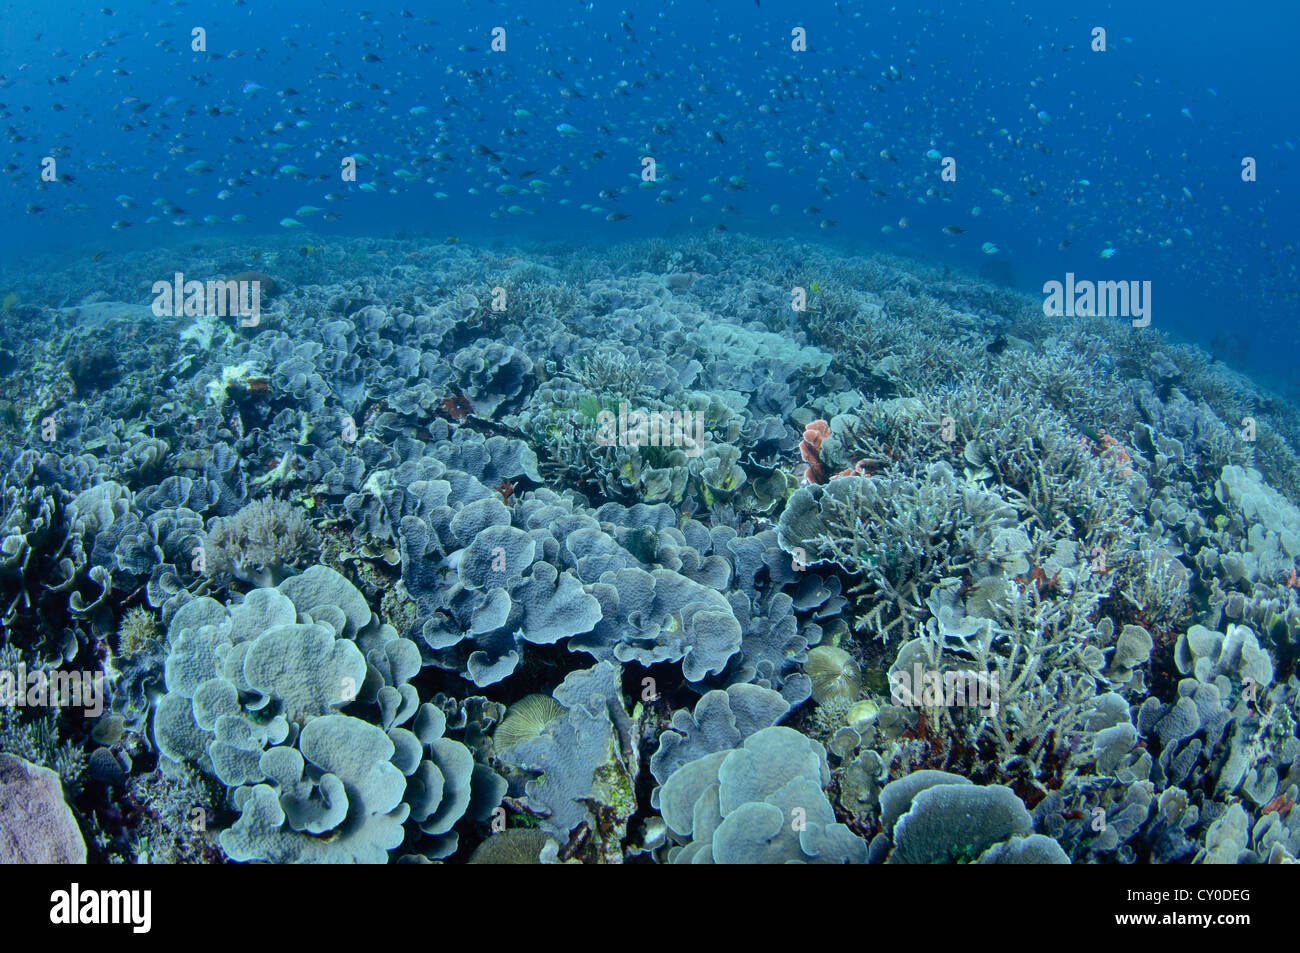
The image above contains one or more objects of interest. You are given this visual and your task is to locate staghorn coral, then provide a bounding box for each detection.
[777,461,1019,641]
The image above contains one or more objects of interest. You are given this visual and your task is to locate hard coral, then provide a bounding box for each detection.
[155,566,502,862]
[65,345,119,394]
[203,497,321,588]
[0,754,86,863]
[657,725,866,863]
[799,419,830,484]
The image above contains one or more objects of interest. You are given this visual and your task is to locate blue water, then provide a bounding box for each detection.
[2,0,1296,386]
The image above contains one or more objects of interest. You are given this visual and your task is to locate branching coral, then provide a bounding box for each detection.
[778,461,1018,641]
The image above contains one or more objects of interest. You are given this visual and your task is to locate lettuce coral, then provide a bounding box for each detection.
[155,565,502,862]
[658,725,866,863]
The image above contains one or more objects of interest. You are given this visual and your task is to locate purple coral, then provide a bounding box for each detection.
[0,754,87,863]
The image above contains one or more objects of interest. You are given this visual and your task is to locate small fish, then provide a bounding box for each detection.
[279,217,304,228]
[942,225,965,235]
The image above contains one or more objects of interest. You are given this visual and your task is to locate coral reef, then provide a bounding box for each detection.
[2,235,1298,866]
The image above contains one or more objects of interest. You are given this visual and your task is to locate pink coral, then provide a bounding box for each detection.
[798,419,831,484]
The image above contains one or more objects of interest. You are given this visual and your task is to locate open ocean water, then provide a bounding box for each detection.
[0,0,1298,888]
